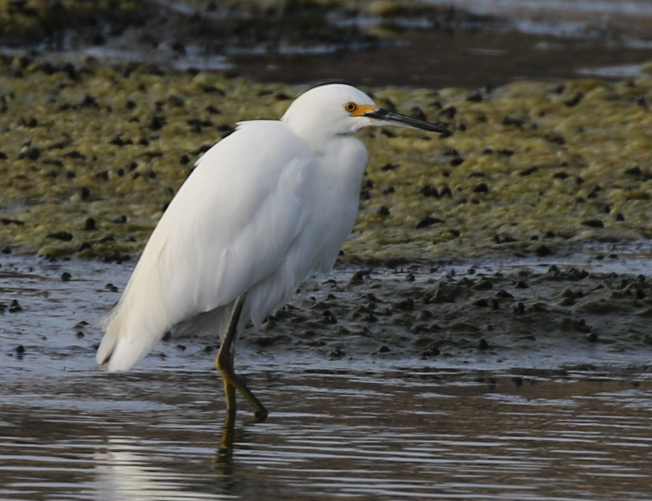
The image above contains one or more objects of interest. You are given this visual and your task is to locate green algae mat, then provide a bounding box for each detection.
[1,56,652,261]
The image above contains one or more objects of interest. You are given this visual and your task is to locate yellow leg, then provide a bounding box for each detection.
[215,294,268,420]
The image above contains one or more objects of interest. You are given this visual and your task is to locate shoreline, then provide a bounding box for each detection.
[2,250,651,375]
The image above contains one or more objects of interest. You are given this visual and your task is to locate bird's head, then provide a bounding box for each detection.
[281,83,451,139]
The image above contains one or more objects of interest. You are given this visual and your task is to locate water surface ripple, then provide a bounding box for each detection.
[2,368,652,500]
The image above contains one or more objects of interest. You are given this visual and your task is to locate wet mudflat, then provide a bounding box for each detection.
[2,252,652,500]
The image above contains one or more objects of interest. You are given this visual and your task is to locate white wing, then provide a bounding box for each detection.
[97,121,315,371]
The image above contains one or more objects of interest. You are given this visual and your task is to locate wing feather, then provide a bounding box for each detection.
[97,121,315,371]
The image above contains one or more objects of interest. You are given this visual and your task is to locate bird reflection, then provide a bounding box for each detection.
[217,411,237,459]
[215,410,263,463]
[94,433,243,500]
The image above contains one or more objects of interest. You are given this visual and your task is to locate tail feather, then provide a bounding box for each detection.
[95,241,175,372]
[96,317,165,372]
[96,326,118,367]
[96,296,171,372]
[95,305,120,366]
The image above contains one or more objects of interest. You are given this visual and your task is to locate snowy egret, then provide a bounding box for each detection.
[96,83,450,418]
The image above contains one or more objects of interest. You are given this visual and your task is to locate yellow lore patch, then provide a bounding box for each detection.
[349,103,377,116]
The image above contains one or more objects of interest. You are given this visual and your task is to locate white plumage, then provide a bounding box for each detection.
[96,83,449,414]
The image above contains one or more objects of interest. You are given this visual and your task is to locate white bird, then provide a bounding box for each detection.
[96,83,450,418]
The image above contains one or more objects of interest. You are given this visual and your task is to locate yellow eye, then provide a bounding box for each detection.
[344,102,357,113]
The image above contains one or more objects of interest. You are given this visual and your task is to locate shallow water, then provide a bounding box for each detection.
[237,28,652,89]
[2,367,652,500]
[2,252,652,500]
[432,0,652,26]
[237,0,652,87]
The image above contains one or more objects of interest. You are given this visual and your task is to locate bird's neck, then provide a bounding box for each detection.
[315,135,368,186]
[298,130,356,158]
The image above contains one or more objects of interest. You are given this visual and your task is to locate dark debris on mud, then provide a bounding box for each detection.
[169,260,652,369]
[3,254,652,373]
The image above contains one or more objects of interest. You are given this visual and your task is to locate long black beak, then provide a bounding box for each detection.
[365,108,452,136]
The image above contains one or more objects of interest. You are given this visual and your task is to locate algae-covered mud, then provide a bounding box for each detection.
[2,1,652,262]
[2,55,652,261]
